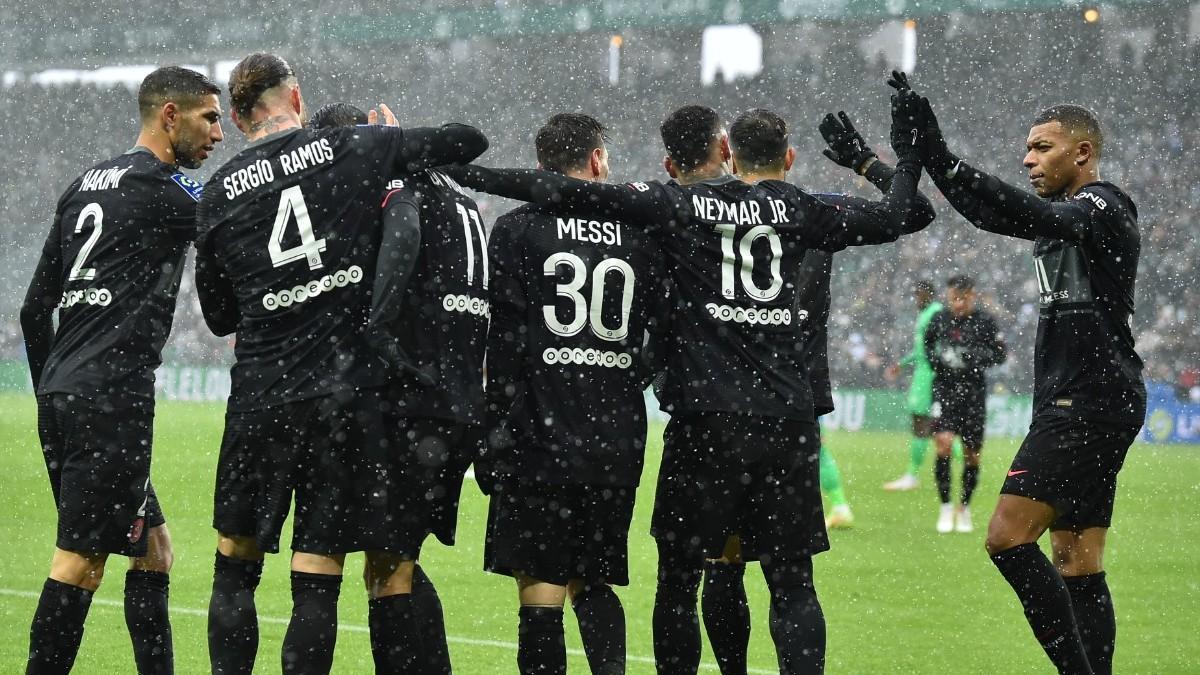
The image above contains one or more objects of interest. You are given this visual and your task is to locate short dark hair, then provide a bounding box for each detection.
[947,275,975,291]
[229,53,295,120]
[1032,104,1104,157]
[914,279,936,295]
[308,102,367,129]
[535,113,609,173]
[137,66,220,121]
[728,108,788,171]
[660,105,721,172]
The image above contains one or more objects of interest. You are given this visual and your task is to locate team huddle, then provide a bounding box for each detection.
[20,52,1144,675]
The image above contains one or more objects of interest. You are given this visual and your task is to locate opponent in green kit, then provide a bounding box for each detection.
[821,441,854,528]
[884,280,945,491]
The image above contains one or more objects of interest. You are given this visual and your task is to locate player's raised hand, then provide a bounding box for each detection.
[367,103,400,127]
[886,69,911,93]
[889,89,924,163]
[918,96,960,177]
[819,111,877,173]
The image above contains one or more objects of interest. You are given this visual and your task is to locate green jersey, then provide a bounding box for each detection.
[901,302,942,414]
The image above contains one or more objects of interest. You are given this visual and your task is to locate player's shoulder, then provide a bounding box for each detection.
[1072,181,1137,221]
[493,203,543,235]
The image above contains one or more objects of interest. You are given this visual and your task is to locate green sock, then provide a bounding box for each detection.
[907,437,929,477]
[952,438,964,461]
[819,445,848,507]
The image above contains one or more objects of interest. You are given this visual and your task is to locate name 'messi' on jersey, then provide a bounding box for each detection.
[556,217,623,246]
[222,138,335,200]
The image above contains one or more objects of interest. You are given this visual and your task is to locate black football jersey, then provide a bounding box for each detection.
[924,308,1006,399]
[934,166,1145,423]
[21,148,202,404]
[385,169,489,426]
[487,202,667,486]
[195,123,486,411]
[442,164,923,423]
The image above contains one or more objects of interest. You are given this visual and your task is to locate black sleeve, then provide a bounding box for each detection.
[370,191,422,330]
[861,160,937,233]
[194,225,240,337]
[441,165,677,227]
[393,123,489,174]
[479,216,529,480]
[806,158,924,251]
[638,261,673,389]
[20,221,63,389]
[945,162,1104,242]
[927,167,1033,241]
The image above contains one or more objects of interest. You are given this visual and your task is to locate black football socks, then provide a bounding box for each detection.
[763,557,825,675]
[652,550,703,675]
[961,464,981,506]
[208,552,263,675]
[572,583,626,675]
[368,593,423,673]
[125,570,173,674]
[702,561,751,675]
[281,571,342,674]
[991,544,1093,674]
[935,455,952,503]
[517,605,566,675]
[1064,572,1115,675]
[27,578,93,675]
[411,565,451,673]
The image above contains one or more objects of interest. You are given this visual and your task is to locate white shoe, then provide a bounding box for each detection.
[883,474,919,491]
[955,506,974,533]
[825,504,855,529]
[936,504,955,533]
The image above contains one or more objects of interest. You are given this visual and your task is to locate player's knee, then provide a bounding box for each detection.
[132,525,174,574]
[762,556,815,599]
[217,533,263,561]
[50,550,108,591]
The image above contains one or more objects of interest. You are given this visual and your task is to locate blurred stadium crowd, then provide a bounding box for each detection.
[2,5,1198,398]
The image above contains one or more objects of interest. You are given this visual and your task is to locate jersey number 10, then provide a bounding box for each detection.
[715,224,783,301]
[543,252,635,342]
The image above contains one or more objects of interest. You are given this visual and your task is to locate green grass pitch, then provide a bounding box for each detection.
[1,393,1196,673]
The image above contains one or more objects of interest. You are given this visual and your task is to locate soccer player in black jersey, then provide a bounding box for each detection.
[925,275,1007,534]
[19,66,223,675]
[892,73,1143,675]
[699,108,936,675]
[478,113,667,675]
[308,101,489,674]
[444,94,927,673]
[194,53,486,675]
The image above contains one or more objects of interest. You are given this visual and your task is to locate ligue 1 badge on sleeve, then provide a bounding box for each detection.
[171,172,204,201]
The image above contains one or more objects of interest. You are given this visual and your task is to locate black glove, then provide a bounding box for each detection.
[917,96,960,177]
[889,88,923,164]
[885,71,960,176]
[819,111,877,173]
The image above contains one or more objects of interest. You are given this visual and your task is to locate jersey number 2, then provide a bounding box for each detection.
[67,203,104,281]
[269,186,327,270]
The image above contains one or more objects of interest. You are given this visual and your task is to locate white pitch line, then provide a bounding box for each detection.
[0,588,774,673]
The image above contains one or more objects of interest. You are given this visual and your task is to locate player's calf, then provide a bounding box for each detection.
[761,556,825,674]
[363,553,423,673]
[282,555,344,675]
[209,534,265,675]
[569,580,626,675]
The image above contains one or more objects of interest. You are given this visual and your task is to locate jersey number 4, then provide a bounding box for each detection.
[543,253,635,342]
[269,186,327,270]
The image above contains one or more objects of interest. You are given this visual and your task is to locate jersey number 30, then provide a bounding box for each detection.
[269,186,327,270]
[543,253,635,342]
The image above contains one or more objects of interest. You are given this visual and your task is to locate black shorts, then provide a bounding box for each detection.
[931,393,986,449]
[398,416,482,547]
[1001,413,1139,529]
[213,388,418,555]
[37,394,166,558]
[651,412,828,564]
[485,481,636,586]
